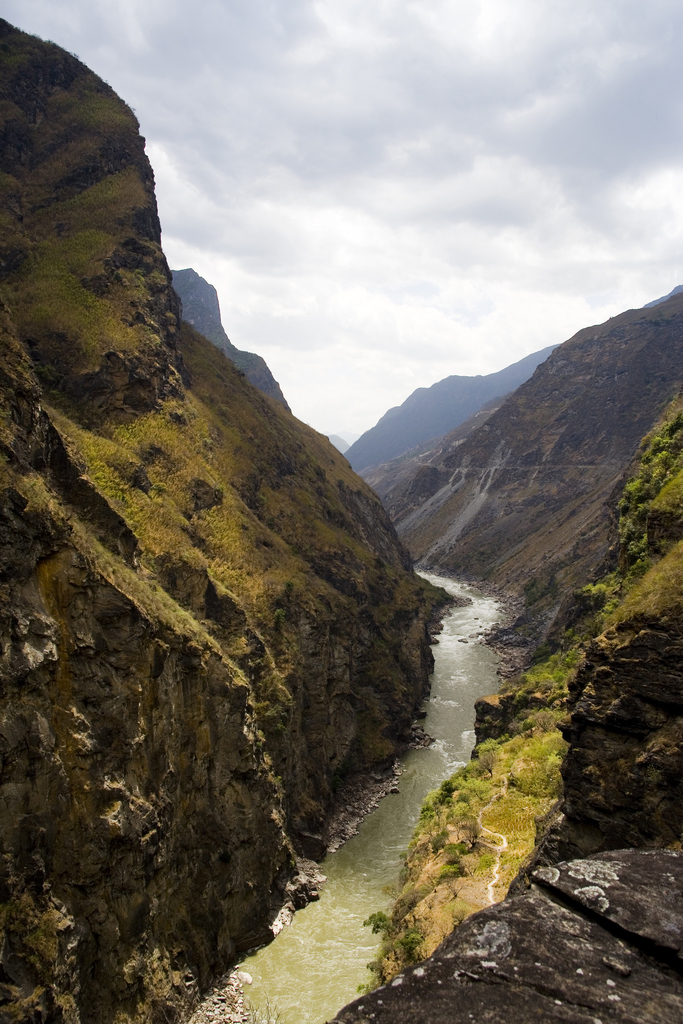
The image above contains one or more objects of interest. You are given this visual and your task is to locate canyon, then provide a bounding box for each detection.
[3,14,683,1024]
[0,21,444,1024]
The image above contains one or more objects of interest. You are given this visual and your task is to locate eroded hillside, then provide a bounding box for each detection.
[0,21,445,1024]
[394,299,683,635]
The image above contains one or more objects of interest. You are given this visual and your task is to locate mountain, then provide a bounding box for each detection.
[328,433,350,453]
[335,365,683,1024]
[393,293,683,637]
[345,345,558,472]
[172,267,290,409]
[0,21,445,1024]
[643,283,683,308]
[362,392,508,506]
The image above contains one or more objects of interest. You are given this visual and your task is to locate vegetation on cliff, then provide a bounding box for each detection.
[367,389,683,985]
[364,685,567,984]
[0,20,447,1024]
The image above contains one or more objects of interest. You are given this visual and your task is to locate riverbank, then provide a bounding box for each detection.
[187,575,506,1023]
[369,722,566,984]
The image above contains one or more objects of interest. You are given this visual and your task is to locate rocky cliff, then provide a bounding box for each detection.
[333,849,683,1023]
[332,397,683,1020]
[171,269,290,410]
[0,21,445,1024]
[525,400,683,866]
[394,296,683,637]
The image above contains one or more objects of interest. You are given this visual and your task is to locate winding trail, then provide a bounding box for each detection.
[477,777,509,905]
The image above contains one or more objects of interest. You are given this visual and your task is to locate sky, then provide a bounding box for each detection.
[5,1,683,435]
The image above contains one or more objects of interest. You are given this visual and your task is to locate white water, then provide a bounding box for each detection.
[240,574,502,1023]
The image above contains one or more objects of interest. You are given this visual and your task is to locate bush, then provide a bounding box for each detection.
[436,778,456,803]
[438,863,464,881]
[443,842,467,864]
[392,887,421,924]
[396,929,424,962]
[476,749,497,777]
[273,607,286,630]
[431,830,449,854]
[363,911,390,936]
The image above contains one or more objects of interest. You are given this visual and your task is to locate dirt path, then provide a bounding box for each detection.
[477,778,509,905]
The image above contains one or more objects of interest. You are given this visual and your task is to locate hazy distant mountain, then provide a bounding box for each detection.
[172,268,290,409]
[643,284,683,308]
[328,434,350,453]
[345,345,558,472]
[335,430,361,446]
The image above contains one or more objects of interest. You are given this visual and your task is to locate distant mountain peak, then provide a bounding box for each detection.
[643,284,683,309]
[345,345,558,472]
[172,268,290,410]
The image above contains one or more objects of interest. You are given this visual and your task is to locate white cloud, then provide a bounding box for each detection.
[6,0,683,432]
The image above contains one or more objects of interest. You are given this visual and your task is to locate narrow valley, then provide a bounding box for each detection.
[234,575,502,1024]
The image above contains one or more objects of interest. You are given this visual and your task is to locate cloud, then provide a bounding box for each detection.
[6,0,683,432]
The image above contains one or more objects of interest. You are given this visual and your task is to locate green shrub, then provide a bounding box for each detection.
[443,842,467,864]
[396,929,424,962]
[431,830,449,853]
[438,863,464,881]
[363,911,390,936]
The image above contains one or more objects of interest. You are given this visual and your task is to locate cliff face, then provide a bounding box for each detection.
[361,393,508,507]
[334,849,683,1023]
[171,269,290,410]
[536,448,683,863]
[0,21,444,1024]
[394,297,683,634]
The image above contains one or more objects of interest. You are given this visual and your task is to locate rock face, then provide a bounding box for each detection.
[0,21,445,1024]
[346,345,556,473]
[332,849,683,1023]
[361,394,506,508]
[394,294,683,633]
[171,269,290,410]
[551,620,683,858]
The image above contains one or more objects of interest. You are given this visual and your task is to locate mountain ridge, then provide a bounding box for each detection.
[345,344,557,472]
[393,293,683,638]
[0,21,444,1023]
[172,267,289,409]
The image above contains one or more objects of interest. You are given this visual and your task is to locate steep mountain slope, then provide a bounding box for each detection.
[362,392,507,505]
[334,395,683,1024]
[345,345,557,472]
[396,295,683,632]
[534,398,683,863]
[171,267,289,409]
[0,21,444,1024]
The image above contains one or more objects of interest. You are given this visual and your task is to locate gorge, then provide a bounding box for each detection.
[3,14,683,1024]
[0,21,444,1023]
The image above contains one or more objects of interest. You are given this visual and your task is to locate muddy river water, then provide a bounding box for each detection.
[240,573,503,1023]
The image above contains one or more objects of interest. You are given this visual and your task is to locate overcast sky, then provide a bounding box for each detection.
[6,1,683,435]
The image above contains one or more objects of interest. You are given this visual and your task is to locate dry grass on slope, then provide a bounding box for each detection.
[364,723,566,986]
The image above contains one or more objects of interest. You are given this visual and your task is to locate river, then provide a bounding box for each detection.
[240,573,502,1023]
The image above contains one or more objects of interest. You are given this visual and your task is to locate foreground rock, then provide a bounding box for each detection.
[331,849,683,1023]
